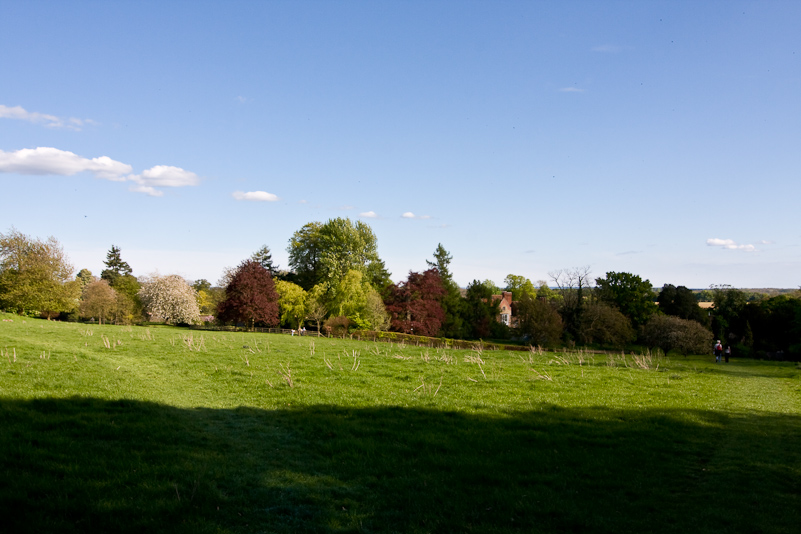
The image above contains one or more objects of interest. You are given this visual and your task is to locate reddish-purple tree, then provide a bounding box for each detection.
[385,268,446,336]
[217,259,279,330]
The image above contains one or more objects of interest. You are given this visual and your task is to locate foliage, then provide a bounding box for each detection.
[0,227,80,316]
[217,259,279,329]
[100,245,132,286]
[79,280,117,324]
[549,266,592,339]
[251,245,278,275]
[657,284,707,324]
[594,271,657,329]
[461,279,501,339]
[503,274,538,301]
[385,268,446,336]
[740,295,801,359]
[304,283,328,333]
[76,268,96,289]
[323,314,350,337]
[642,315,714,356]
[710,285,748,343]
[138,274,200,325]
[514,293,563,347]
[579,302,635,349]
[426,243,465,339]
[287,218,383,291]
[275,280,308,329]
[364,289,391,331]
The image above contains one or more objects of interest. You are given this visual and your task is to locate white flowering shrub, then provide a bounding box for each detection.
[138,274,200,325]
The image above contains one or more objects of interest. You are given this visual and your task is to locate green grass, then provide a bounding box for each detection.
[1,313,799,533]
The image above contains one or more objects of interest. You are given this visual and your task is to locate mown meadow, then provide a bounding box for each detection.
[1,313,799,533]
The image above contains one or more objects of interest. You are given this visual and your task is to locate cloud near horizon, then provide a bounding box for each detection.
[0,146,199,196]
[359,211,378,218]
[706,238,755,252]
[0,104,96,131]
[232,191,279,202]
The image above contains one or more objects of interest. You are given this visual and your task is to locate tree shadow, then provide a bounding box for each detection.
[1,397,799,533]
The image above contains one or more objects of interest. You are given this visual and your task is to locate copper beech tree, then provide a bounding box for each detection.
[217,260,279,330]
[384,268,446,337]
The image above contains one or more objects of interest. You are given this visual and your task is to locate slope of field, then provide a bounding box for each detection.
[1,314,799,533]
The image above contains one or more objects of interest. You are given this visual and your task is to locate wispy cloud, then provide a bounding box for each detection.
[616,250,642,256]
[0,104,96,131]
[706,238,755,252]
[559,87,585,93]
[0,147,131,179]
[359,211,378,218]
[232,191,279,202]
[401,212,432,219]
[0,146,200,197]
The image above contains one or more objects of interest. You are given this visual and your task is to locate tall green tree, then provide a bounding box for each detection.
[426,244,465,338]
[100,245,132,286]
[503,274,538,301]
[274,280,308,329]
[0,228,80,316]
[287,218,384,291]
[251,245,278,275]
[710,285,748,343]
[76,268,95,290]
[594,271,657,330]
[462,280,502,339]
[79,280,117,324]
[657,284,707,324]
[514,293,563,348]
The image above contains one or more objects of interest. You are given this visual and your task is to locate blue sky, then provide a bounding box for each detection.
[1,1,799,289]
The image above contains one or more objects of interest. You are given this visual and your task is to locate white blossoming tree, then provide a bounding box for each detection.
[138,273,200,325]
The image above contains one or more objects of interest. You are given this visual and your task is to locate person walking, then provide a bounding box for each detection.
[724,345,731,363]
[714,340,723,363]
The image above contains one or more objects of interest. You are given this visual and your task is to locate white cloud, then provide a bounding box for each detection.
[706,238,755,251]
[0,146,201,196]
[360,211,378,218]
[232,190,279,202]
[0,147,132,179]
[129,165,199,188]
[401,212,432,219]
[129,185,164,197]
[0,104,96,130]
[559,87,585,93]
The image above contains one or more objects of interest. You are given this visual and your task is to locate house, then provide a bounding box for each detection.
[492,291,514,326]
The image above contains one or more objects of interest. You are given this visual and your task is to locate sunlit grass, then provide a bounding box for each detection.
[1,312,800,533]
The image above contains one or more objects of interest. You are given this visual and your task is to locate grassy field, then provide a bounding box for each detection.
[1,312,799,533]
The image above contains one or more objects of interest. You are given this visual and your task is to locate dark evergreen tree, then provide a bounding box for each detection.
[426,243,465,338]
[251,245,277,275]
[100,245,132,286]
[657,284,707,324]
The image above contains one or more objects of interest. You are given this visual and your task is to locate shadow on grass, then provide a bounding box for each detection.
[1,397,799,534]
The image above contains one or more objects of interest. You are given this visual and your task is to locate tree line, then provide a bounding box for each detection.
[1,223,799,360]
